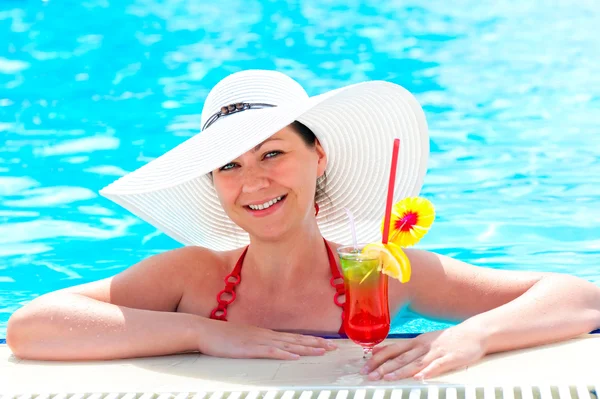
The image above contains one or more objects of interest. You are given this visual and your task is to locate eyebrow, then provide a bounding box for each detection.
[253,138,283,152]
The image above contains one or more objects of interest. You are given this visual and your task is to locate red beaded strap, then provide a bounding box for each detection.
[324,239,346,335]
[210,247,247,321]
[209,237,346,335]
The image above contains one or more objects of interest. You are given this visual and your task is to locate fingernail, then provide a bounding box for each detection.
[383,372,397,380]
[327,340,337,348]
[414,373,425,381]
[368,371,380,380]
[360,366,369,375]
[291,354,300,359]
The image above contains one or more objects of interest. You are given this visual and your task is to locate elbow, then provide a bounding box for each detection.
[6,308,31,359]
[6,300,52,360]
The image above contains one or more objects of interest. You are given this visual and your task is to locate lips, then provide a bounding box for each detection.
[245,194,287,216]
[246,195,287,211]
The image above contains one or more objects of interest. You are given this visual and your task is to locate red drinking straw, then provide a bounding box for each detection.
[382,138,400,244]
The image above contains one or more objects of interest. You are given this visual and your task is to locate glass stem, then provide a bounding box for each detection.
[362,347,372,358]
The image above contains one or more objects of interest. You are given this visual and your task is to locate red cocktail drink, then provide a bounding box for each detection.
[338,244,390,356]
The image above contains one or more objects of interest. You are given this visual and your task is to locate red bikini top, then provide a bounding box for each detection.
[209,238,346,335]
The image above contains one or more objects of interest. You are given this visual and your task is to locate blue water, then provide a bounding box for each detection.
[1,1,600,340]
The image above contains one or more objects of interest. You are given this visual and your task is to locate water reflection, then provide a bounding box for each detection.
[0,0,599,337]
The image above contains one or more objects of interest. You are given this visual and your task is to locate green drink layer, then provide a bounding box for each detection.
[340,255,380,284]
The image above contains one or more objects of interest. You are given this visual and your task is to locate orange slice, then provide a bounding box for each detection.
[361,242,411,283]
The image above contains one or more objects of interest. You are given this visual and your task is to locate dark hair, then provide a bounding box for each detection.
[209,120,330,206]
[289,121,329,205]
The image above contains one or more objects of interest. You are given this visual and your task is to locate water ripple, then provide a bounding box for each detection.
[1,0,599,337]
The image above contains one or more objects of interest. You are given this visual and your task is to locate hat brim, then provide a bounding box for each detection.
[100,80,429,250]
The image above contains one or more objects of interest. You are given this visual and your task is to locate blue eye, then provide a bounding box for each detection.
[264,150,282,159]
[219,162,238,171]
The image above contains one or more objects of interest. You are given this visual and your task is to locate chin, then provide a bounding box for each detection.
[247,225,291,242]
[231,203,312,241]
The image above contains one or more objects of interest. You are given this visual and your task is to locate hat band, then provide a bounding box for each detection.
[202,102,277,130]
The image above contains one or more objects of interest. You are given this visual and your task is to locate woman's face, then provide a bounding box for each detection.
[212,125,327,241]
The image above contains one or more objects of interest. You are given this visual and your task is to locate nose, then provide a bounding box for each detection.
[241,166,270,194]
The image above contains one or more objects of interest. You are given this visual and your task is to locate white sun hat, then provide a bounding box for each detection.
[99,70,429,251]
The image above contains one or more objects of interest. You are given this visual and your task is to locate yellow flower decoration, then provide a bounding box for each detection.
[382,197,435,247]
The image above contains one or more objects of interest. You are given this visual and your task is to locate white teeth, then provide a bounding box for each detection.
[249,196,283,211]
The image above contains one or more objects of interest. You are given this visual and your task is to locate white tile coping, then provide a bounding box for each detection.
[1,335,599,394]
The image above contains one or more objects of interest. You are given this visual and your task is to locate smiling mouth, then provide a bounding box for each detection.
[246,195,287,211]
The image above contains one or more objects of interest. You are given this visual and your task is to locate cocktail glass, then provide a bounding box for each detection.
[337,244,390,357]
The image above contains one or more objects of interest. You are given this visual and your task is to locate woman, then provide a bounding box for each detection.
[6,70,600,382]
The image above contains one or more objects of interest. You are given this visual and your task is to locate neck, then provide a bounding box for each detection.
[244,220,331,287]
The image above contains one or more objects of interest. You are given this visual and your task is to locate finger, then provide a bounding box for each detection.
[371,344,389,355]
[243,344,301,360]
[273,341,328,357]
[273,332,337,351]
[367,347,426,381]
[361,340,414,374]
[381,353,430,381]
[414,355,459,380]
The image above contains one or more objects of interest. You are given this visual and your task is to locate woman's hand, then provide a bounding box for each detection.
[361,324,487,381]
[198,318,338,360]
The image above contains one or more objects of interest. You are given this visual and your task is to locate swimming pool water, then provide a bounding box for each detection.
[1,1,600,339]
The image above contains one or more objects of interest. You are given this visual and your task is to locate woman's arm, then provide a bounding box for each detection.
[6,246,334,361]
[7,292,202,360]
[6,246,200,360]
[405,250,600,346]
[364,249,600,380]
[460,273,600,351]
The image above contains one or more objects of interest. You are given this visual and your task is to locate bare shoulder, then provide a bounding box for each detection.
[398,248,547,321]
[173,245,242,287]
[403,248,546,293]
[59,245,235,313]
